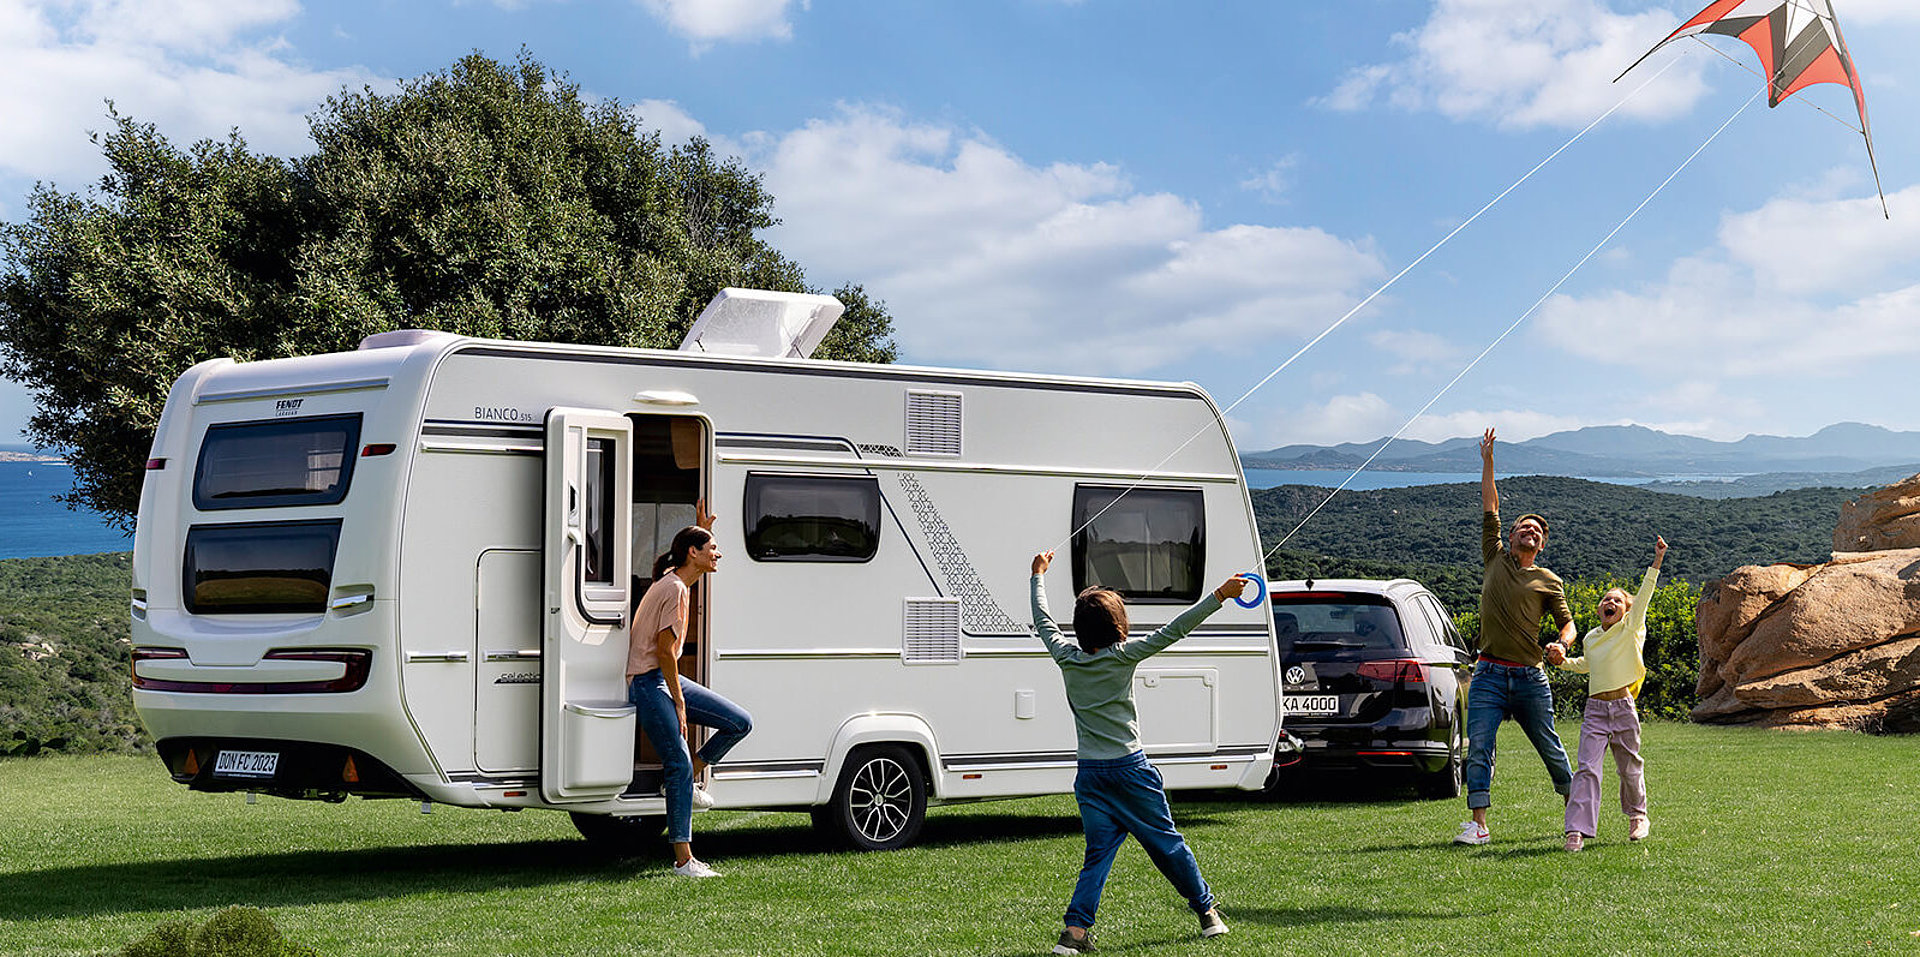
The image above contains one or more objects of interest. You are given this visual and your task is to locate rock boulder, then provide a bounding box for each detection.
[1695,473,1920,732]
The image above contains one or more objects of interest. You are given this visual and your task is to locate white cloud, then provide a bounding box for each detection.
[1718,186,1920,295]
[1239,390,1589,449]
[632,97,707,146]
[1366,328,1461,375]
[640,0,798,50]
[755,105,1387,376]
[1319,0,1712,130]
[1240,154,1300,203]
[1536,185,1920,378]
[0,0,374,184]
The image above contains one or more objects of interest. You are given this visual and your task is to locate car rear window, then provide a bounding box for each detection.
[183,520,342,614]
[1272,595,1406,652]
[193,415,362,510]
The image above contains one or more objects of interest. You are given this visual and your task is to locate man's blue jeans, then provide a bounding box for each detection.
[1464,660,1572,811]
[628,670,754,843]
[1065,751,1214,929]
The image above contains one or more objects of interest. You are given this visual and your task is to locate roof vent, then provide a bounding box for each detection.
[679,288,845,359]
[358,329,457,351]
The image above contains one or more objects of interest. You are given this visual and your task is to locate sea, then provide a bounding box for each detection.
[1241,468,1748,490]
[0,459,135,560]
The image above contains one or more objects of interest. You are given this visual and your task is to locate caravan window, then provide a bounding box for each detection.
[193,415,362,510]
[744,474,881,562]
[1071,485,1204,602]
[183,520,342,614]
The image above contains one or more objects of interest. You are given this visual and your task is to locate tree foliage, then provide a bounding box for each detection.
[0,51,895,528]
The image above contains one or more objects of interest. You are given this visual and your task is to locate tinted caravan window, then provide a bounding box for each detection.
[744,474,881,562]
[184,520,342,614]
[1071,485,1204,602]
[194,415,361,510]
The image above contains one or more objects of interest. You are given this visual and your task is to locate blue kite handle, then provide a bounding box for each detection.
[1231,572,1267,608]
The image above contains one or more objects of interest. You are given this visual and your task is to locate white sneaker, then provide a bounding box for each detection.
[1452,820,1490,845]
[1628,816,1650,841]
[672,857,721,878]
[662,783,716,809]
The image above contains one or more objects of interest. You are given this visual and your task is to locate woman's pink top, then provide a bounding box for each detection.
[627,574,689,677]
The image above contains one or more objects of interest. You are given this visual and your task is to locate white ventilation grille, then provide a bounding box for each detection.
[905,391,963,456]
[902,598,963,665]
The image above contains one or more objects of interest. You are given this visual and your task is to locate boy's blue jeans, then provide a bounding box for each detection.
[1464,659,1572,810]
[628,670,754,844]
[1065,751,1214,929]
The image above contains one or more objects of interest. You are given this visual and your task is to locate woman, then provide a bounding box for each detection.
[628,509,753,877]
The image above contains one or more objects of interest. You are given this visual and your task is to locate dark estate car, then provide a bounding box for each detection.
[1268,578,1474,798]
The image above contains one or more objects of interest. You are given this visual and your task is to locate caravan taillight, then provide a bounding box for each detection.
[132,649,372,694]
[361,443,396,457]
[145,458,167,470]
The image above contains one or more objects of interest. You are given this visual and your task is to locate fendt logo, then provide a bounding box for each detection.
[274,398,304,417]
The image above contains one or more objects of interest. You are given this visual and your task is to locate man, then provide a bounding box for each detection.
[1453,426,1576,846]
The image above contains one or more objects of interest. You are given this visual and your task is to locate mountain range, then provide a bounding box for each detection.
[1242,422,1920,488]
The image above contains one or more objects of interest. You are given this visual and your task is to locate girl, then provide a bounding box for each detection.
[628,510,754,876]
[1552,535,1666,851]
[1030,550,1247,954]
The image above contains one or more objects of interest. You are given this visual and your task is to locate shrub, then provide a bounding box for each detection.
[118,906,317,957]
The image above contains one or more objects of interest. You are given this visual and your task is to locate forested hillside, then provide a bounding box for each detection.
[0,553,140,755]
[1254,477,1856,610]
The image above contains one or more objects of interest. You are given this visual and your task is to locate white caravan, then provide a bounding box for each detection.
[129,289,1282,850]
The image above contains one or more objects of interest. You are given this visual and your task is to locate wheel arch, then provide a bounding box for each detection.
[815,712,940,804]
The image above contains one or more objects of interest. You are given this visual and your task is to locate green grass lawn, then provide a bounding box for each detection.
[3,721,1917,956]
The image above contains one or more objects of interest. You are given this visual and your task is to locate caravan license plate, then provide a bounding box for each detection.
[213,750,279,779]
[1284,695,1340,717]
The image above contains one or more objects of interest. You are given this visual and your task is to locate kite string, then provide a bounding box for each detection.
[1266,84,1766,558]
[1042,55,1684,558]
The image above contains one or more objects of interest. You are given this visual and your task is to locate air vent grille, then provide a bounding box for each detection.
[905,391,962,456]
[902,598,963,664]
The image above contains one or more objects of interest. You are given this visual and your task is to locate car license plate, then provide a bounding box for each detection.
[213,749,279,779]
[1284,695,1340,717]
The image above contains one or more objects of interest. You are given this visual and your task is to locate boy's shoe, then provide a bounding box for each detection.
[1199,908,1230,938]
[1452,820,1491,845]
[1564,831,1584,852]
[671,857,721,878]
[1052,928,1095,955]
[1628,816,1650,841]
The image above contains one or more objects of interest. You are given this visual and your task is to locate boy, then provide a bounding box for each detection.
[1029,550,1248,955]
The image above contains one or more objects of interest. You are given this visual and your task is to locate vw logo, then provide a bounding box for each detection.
[1285,665,1307,686]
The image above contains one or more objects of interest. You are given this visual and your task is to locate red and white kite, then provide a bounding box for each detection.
[1620,0,1886,216]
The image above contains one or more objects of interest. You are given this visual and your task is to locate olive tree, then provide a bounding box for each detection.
[0,51,894,528]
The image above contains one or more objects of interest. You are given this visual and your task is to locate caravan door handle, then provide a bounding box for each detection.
[484,650,542,662]
[405,651,471,663]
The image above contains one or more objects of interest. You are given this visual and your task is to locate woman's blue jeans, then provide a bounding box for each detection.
[1464,660,1572,811]
[627,669,753,843]
[1065,751,1214,929]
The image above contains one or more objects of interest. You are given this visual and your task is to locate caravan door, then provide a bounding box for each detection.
[541,409,635,803]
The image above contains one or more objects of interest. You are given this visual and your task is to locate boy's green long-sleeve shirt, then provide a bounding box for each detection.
[1031,575,1223,760]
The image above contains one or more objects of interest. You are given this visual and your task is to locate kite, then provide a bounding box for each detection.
[1619,0,1886,216]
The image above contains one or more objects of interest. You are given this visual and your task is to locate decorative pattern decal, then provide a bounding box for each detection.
[859,444,1026,635]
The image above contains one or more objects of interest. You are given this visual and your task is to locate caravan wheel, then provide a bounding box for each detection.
[570,812,665,856]
[814,745,927,851]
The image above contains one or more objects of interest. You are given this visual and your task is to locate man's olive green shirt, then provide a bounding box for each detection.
[1477,510,1572,666]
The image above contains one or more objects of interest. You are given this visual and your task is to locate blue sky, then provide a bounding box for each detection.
[3,0,1917,454]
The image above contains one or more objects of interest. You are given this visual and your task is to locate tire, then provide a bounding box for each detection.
[815,745,927,851]
[1415,717,1464,800]
[569,811,665,856]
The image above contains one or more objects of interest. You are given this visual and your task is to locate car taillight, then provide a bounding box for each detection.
[1356,659,1428,684]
